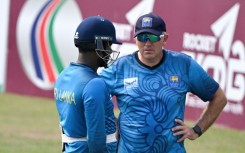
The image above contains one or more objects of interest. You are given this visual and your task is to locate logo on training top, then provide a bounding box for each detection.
[168,75,181,88]
[142,17,152,27]
[124,77,138,89]
[16,0,82,90]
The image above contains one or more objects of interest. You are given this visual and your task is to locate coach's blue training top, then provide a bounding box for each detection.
[54,62,116,153]
[99,50,219,153]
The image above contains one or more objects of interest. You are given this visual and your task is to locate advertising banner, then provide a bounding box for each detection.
[7,0,245,130]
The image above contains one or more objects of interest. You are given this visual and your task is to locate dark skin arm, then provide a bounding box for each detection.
[115,117,120,140]
[172,87,227,142]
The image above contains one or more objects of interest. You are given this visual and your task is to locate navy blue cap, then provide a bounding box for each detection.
[74,16,122,47]
[134,12,166,37]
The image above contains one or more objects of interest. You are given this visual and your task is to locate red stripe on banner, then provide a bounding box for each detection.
[39,0,60,83]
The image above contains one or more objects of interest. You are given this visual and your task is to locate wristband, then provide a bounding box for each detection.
[192,125,202,137]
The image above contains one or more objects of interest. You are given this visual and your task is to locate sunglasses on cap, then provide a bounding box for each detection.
[137,34,164,43]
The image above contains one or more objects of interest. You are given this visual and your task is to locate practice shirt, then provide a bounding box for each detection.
[99,50,219,153]
[54,62,116,153]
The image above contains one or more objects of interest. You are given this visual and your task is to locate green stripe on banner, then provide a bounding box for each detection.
[48,0,67,73]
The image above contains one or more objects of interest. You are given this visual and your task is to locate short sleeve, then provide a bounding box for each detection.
[188,58,219,102]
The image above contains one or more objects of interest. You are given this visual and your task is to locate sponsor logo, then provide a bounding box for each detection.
[183,3,245,115]
[124,77,138,89]
[16,0,82,90]
[74,32,79,39]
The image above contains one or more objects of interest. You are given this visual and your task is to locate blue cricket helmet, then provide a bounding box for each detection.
[74,16,122,47]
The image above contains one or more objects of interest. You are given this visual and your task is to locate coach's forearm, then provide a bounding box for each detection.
[195,87,227,134]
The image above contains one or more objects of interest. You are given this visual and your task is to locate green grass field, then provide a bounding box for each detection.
[0,93,244,153]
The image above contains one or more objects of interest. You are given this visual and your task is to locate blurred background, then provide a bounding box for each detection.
[0,0,245,152]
